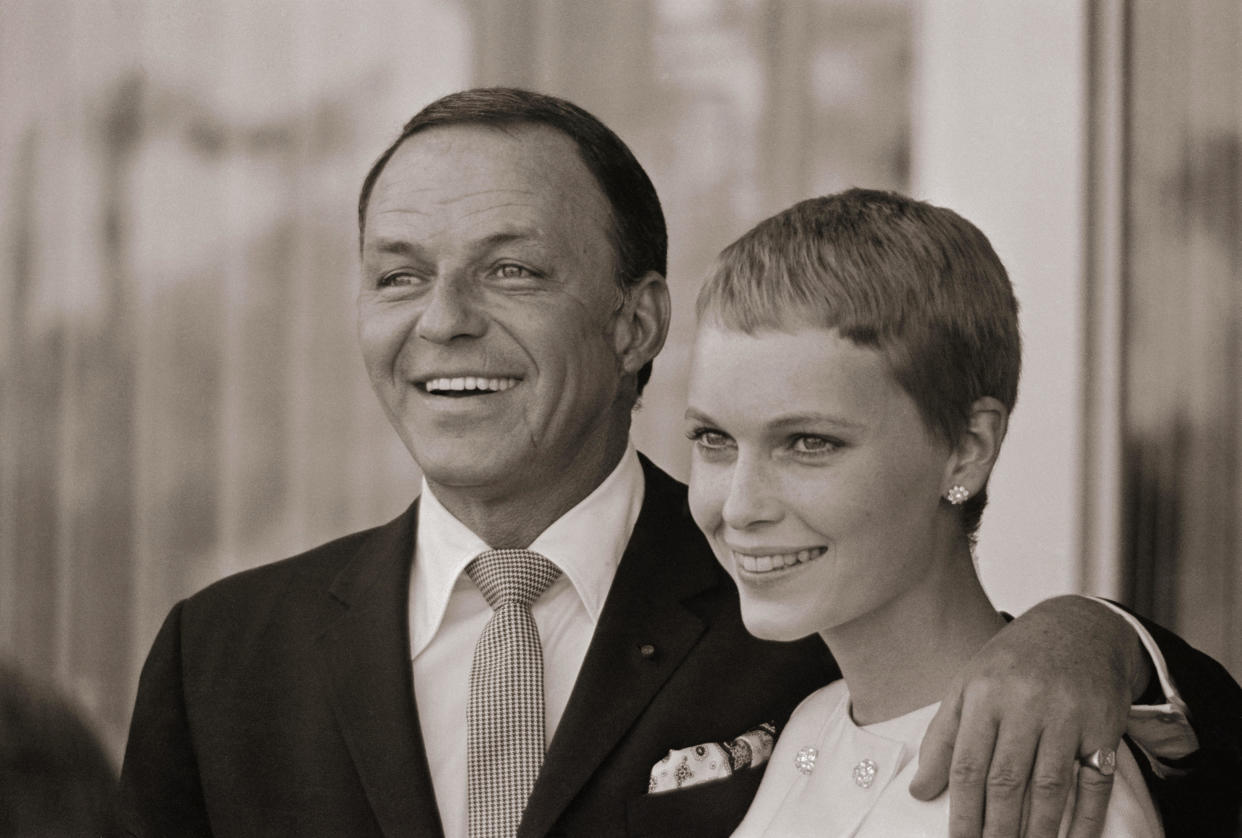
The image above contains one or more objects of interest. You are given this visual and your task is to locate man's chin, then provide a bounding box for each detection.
[415,447,533,495]
[419,459,517,491]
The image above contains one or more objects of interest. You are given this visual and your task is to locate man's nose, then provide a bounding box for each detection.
[720,455,781,530]
[414,275,487,343]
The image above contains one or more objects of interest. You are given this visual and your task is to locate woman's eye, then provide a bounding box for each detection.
[791,435,837,454]
[687,427,734,451]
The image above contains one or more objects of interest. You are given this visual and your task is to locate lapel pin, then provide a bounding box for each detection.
[639,643,657,659]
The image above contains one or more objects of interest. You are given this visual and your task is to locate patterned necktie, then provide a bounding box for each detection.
[466,548,561,838]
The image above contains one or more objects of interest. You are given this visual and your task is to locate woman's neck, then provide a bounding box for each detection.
[820,544,1006,726]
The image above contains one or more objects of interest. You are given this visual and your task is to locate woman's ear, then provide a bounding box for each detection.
[942,397,1009,497]
[612,270,670,376]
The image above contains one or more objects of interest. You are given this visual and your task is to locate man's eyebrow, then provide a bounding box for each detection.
[476,230,540,250]
[367,238,424,258]
[366,230,542,258]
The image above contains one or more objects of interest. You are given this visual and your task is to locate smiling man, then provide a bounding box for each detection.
[357,123,652,548]
[116,89,1242,838]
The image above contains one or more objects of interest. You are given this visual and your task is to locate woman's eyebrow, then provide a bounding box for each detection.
[683,407,864,431]
[767,412,866,431]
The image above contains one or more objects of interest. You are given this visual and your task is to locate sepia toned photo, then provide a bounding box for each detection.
[2,2,1239,835]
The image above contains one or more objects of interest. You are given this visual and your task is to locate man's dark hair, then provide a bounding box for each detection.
[358,88,667,394]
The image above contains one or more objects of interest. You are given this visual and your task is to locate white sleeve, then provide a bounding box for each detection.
[1088,597,1198,777]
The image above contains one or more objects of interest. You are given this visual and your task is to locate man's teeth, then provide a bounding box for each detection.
[734,547,826,573]
[424,376,519,393]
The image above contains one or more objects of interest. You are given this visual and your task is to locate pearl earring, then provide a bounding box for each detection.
[945,485,970,505]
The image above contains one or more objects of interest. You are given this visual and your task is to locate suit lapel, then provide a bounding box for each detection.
[520,459,722,838]
[315,500,445,838]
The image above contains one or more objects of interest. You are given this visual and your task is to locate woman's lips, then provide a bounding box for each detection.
[731,546,828,573]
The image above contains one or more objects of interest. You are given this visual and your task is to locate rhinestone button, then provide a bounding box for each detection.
[852,758,878,788]
[794,746,818,775]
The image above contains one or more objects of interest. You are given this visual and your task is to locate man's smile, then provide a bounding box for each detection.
[417,375,522,396]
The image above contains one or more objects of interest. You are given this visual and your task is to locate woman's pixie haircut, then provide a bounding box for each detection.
[695,188,1021,538]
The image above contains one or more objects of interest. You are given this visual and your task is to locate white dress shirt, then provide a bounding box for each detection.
[409,443,644,838]
[1090,597,1198,771]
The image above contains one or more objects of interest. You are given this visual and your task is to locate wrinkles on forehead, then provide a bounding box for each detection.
[365,166,613,269]
[373,125,610,210]
[365,203,600,274]
[360,124,621,299]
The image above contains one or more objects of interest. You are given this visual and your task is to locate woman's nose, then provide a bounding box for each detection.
[720,456,781,530]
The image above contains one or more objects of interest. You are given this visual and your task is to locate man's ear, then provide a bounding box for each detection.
[942,397,1009,497]
[612,271,670,376]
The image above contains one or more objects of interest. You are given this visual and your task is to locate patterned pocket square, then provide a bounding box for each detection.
[647,722,777,794]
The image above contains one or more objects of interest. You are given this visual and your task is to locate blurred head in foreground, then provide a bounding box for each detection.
[0,661,116,837]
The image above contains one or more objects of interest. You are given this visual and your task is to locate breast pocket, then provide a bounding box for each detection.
[625,764,766,837]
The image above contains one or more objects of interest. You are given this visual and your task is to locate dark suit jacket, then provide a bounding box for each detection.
[117,458,835,837]
[117,458,1241,837]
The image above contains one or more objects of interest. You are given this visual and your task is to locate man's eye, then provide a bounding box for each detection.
[377,271,419,288]
[492,263,539,281]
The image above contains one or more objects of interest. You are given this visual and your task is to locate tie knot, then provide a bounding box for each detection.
[466,549,561,610]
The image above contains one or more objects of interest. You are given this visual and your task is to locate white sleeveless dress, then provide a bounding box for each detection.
[733,681,1163,837]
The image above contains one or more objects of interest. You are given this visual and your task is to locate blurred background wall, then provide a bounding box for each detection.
[1,0,1238,764]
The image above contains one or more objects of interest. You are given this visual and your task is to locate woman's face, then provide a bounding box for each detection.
[685,324,958,642]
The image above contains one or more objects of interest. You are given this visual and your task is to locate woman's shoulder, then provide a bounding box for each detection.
[732,683,850,837]
[1067,742,1164,838]
[783,679,850,732]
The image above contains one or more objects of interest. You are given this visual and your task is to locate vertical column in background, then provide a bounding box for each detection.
[1124,1,1241,680]
[0,1,69,686]
[911,1,1088,614]
[128,2,229,726]
[61,1,142,753]
[1082,0,1127,601]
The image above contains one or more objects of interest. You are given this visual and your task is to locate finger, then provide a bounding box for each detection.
[945,707,999,838]
[910,685,965,800]
[1064,748,1117,838]
[1019,722,1079,838]
[978,720,1039,838]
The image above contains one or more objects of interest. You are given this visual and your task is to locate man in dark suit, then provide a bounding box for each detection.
[117,88,1241,838]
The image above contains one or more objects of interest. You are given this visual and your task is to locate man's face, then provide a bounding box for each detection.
[358,124,634,505]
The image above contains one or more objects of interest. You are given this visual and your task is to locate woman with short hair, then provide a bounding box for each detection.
[684,189,1162,836]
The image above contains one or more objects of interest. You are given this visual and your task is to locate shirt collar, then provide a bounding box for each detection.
[409,442,645,658]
